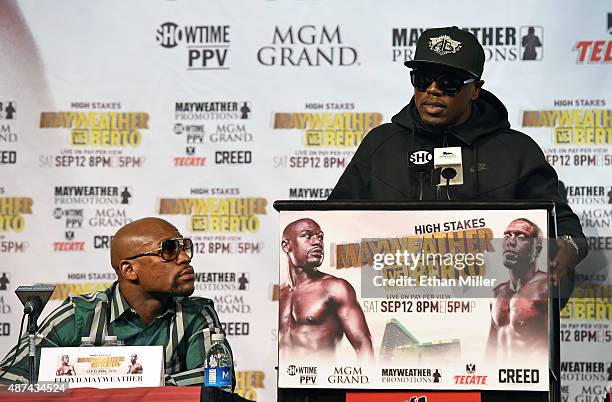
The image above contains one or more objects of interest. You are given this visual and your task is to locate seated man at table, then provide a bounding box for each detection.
[0,217,234,388]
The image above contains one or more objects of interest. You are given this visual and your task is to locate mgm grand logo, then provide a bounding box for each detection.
[327,366,369,384]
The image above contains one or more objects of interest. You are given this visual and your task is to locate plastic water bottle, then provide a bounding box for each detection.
[204,333,232,392]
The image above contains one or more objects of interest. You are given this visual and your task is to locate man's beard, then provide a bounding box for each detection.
[169,280,195,296]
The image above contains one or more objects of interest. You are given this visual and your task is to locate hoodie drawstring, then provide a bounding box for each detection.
[473,142,479,199]
[407,124,416,198]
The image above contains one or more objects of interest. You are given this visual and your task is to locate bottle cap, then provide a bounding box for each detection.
[80,337,94,347]
[211,333,225,342]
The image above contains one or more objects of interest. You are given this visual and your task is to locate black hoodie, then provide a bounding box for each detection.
[329,89,587,261]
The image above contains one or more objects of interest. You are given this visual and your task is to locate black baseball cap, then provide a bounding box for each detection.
[404,26,485,78]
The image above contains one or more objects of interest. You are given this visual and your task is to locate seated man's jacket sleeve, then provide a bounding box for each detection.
[0,298,80,384]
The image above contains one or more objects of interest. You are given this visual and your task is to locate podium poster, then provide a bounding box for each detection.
[277,208,550,391]
[39,346,164,388]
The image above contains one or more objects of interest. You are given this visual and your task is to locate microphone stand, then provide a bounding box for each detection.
[441,168,457,201]
[15,285,56,385]
[26,308,40,385]
[23,300,42,385]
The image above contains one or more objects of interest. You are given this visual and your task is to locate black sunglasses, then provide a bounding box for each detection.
[125,238,193,262]
[410,70,477,97]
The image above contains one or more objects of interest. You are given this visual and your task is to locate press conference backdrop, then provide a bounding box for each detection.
[0,0,610,400]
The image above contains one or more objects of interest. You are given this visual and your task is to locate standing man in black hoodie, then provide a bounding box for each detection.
[329,27,586,401]
[329,26,586,282]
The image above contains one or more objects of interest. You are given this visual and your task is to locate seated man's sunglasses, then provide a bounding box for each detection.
[125,238,193,262]
[410,70,477,97]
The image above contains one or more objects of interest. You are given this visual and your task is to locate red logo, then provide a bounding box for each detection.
[573,41,612,63]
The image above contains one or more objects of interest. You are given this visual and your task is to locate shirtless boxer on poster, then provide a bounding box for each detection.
[127,354,143,374]
[279,218,374,361]
[487,218,548,359]
[56,355,76,376]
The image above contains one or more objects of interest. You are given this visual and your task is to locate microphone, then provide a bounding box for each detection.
[434,147,463,186]
[15,284,56,316]
[23,298,42,315]
[408,149,434,200]
[441,167,457,181]
[434,147,463,200]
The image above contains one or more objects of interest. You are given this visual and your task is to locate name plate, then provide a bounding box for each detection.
[39,346,164,388]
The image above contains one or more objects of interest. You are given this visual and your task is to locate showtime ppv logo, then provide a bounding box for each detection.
[287,365,317,385]
[257,25,359,67]
[156,22,230,70]
[573,13,612,63]
[392,26,544,62]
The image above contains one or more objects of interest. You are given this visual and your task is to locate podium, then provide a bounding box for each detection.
[274,201,561,402]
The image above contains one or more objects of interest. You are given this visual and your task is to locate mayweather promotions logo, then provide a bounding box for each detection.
[561,361,611,382]
[257,25,359,67]
[0,102,18,165]
[562,184,612,206]
[194,272,250,292]
[288,188,333,199]
[175,101,250,121]
[156,22,230,70]
[54,186,132,205]
[392,26,543,63]
[0,102,17,120]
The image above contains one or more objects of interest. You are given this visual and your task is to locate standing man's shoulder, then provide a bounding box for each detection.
[484,127,545,156]
[357,122,408,155]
